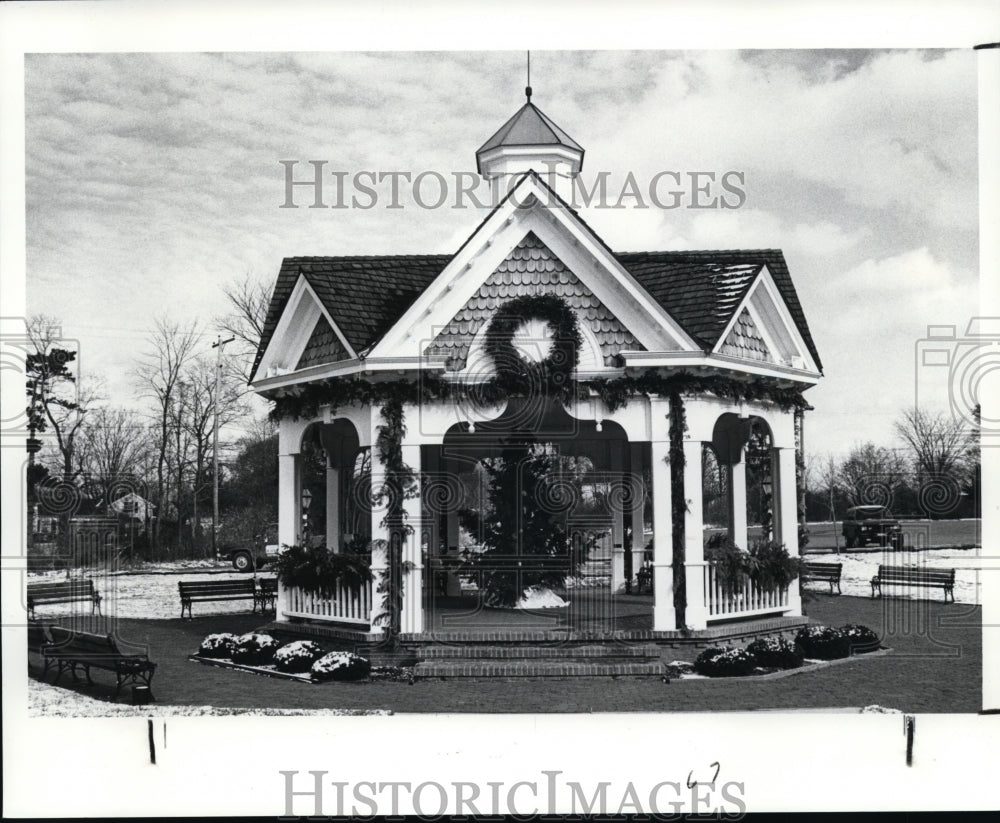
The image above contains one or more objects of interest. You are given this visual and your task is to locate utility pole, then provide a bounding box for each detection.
[211,335,235,558]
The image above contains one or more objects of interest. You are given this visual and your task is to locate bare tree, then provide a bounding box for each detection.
[77,406,150,502]
[894,407,972,485]
[178,356,250,556]
[838,442,907,508]
[216,270,272,383]
[816,453,841,552]
[136,317,200,551]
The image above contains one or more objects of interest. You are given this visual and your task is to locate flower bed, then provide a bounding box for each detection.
[685,623,881,678]
[192,633,372,683]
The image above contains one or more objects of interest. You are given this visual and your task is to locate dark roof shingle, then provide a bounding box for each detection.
[250,246,821,382]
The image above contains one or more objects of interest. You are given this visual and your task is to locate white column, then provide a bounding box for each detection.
[683,439,708,630]
[649,436,675,631]
[400,442,424,635]
[325,465,341,552]
[276,451,300,625]
[729,451,748,551]
[609,444,626,593]
[278,453,300,548]
[776,445,802,615]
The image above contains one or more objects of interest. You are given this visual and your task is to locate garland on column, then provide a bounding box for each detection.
[371,397,417,642]
[667,389,688,628]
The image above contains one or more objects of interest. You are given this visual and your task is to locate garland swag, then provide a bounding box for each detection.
[267,295,807,631]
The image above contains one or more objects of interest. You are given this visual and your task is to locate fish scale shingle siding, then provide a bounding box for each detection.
[424,233,643,370]
[296,316,350,369]
[719,308,773,362]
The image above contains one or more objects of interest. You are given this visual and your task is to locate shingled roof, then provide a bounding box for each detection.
[617,249,822,369]
[250,246,821,382]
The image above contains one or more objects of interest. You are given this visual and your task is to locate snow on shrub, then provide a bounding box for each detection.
[311,651,371,682]
[198,633,239,659]
[795,625,851,660]
[746,635,803,669]
[693,646,757,677]
[273,640,326,673]
[231,633,281,665]
[841,624,880,654]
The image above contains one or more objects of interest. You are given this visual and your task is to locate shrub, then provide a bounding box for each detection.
[746,635,804,669]
[795,625,851,660]
[311,651,371,682]
[231,632,281,666]
[273,544,372,595]
[841,624,880,654]
[273,640,327,673]
[198,633,238,659]
[693,646,757,677]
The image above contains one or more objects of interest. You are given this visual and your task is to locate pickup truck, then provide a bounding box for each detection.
[218,522,280,572]
[842,505,904,550]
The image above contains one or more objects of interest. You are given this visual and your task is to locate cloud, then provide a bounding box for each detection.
[22,50,979,456]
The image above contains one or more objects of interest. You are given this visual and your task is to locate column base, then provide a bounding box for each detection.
[684,562,708,630]
[652,563,675,631]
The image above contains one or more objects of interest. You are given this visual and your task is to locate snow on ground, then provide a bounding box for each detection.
[515,585,569,609]
[25,547,983,622]
[27,567,265,620]
[28,679,388,717]
[803,547,982,603]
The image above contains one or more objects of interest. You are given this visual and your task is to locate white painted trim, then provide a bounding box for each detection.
[368,174,701,359]
[255,274,359,379]
[621,350,820,384]
[710,266,820,375]
[251,355,449,393]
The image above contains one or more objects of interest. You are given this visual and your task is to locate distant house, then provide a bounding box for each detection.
[108,492,156,523]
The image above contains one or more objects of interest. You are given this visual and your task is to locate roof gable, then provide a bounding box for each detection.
[425,232,643,371]
[617,249,822,370]
[250,179,822,384]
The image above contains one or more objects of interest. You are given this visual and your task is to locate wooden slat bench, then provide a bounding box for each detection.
[41,626,156,700]
[871,565,956,602]
[178,578,258,619]
[255,578,278,615]
[802,561,843,594]
[27,579,102,620]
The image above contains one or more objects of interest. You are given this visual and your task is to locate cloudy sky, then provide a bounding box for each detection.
[24,49,978,459]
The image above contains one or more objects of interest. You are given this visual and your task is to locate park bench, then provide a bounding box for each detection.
[41,626,156,699]
[801,561,843,594]
[178,578,259,619]
[870,565,955,602]
[255,578,278,615]
[27,579,102,620]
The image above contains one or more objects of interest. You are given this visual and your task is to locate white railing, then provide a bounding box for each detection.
[281,581,373,626]
[703,564,790,621]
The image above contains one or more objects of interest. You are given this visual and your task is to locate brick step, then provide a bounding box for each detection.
[413,660,666,678]
[419,644,662,660]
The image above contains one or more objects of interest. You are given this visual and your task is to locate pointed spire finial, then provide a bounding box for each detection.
[525,50,532,102]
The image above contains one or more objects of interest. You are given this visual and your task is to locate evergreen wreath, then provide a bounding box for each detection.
[482,294,583,402]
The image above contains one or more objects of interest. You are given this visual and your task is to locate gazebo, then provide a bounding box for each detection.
[250,94,822,641]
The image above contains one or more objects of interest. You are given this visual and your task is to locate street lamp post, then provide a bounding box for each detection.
[211,335,235,558]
